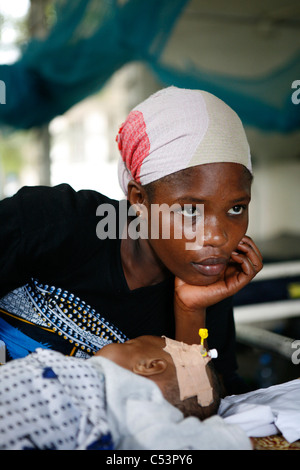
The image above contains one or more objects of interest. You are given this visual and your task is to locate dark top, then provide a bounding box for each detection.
[0,184,244,393]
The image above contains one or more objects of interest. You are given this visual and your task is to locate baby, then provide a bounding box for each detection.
[94,334,220,420]
[0,336,251,450]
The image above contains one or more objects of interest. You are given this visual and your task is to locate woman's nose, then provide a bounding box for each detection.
[203,218,228,247]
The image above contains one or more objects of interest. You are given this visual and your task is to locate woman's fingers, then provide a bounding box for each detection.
[238,236,263,264]
[230,238,263,287]
[235,237,263,272]
[228,255,256,292]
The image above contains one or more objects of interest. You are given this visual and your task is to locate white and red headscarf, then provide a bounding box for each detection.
[116,86,252,195]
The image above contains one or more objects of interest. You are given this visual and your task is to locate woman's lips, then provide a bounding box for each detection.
[191,257,228,276]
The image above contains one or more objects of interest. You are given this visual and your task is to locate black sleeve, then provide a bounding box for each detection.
[0,189,25,295]
[0,183,111,297]
[206,297,249,395]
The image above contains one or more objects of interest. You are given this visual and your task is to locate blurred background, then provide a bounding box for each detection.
[0,0,299,388]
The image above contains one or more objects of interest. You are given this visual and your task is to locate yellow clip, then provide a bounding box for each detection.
[199,328,208,357]
[199,328,208,344]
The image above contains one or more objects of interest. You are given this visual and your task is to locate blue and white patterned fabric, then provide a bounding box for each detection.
[0,349,114,450]
[0,278,128,361]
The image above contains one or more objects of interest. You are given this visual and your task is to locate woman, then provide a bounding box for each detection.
[0,87,262,394]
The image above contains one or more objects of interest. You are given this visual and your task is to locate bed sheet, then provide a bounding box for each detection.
[219,378,300,450]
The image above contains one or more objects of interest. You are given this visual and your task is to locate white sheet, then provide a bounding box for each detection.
[218,379,300,443]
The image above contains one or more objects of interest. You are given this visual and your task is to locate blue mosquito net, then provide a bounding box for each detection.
[0,0,299,131]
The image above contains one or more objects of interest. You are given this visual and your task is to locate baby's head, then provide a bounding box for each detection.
[95,335,220,420]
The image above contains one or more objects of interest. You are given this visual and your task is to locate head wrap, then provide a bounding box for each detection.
[117,86,252,195]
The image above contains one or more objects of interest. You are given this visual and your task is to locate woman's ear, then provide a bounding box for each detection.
[127,181,146,206]
[133,358,168,377]
[127,181,150,220]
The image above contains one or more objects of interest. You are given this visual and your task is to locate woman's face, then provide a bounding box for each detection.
[142,163,252,286]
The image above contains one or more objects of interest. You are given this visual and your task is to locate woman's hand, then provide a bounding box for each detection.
[175,236,263,312]
[174,236,262,343]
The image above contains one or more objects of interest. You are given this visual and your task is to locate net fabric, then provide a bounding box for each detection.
[0,0,299,131]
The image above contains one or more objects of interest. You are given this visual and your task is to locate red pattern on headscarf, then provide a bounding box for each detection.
[116,110,150,184]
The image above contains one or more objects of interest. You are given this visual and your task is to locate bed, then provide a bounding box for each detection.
[231,323,300,450]
[218,377,300,450]
[0,331,299,450]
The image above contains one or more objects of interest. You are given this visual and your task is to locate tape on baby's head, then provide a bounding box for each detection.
[162,336,213,407]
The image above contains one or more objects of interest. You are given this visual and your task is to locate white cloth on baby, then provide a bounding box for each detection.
[0,348,252,450]
[90,355,252,450]
[218,379,300,443]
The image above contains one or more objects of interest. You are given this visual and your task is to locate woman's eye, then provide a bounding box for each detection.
[228,205,246,215]
[180,206,202,217]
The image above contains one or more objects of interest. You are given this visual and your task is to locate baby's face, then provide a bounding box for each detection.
[95,335,166,370]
